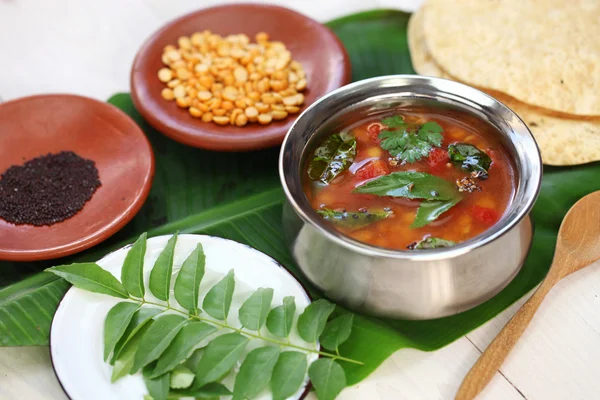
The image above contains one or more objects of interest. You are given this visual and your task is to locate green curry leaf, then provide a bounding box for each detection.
[266,296,296,338]
[170,382,232,398]
[271,351,308,400]
[238,288,274,331]
[319,314,354,351]
[297,299,336,343]
[412,197,461,229]
[149,233,178,302]
[308,358,347,400]
[152,321,217,378]
[111,320,154,383]
[353,171,457,200]
[233,346,280,400]
[121,233,147,299]
[174,243,205,315]
[169,364,195,389]
[409,236,456,250]
[317,209,392,229]
[142,364,170,400]
[111,307,162,364]
[103,302,139,362]
[202,269,235,320]
[45,263,128,299]
[448,143,492,178]
[307,134,357,184]
[195,332,249,387]
[132,314,187,373]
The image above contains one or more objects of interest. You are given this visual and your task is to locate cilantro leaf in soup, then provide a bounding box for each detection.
[381,115,407,128]
[317,208,392,229]
[408,236,456,250]
[448,143,492,179]
[379,130,432,163]
[417,121,444,147]
[308,133,357,184]
[353,171,457,201]
[378,116,444,163]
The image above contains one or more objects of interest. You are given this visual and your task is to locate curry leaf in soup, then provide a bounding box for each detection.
[317,208,392,229]
[411,197,461,229]
[448,143,492,178]
[409,236,456,250]
[307,133,356,184]
[353,171,457,200]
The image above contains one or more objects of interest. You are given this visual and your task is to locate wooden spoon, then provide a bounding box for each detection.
[455,190,600,400]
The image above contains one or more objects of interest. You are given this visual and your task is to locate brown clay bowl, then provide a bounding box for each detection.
[130,3,351,151]
[0,94,154,261]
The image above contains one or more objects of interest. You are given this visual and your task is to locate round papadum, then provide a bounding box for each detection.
[409,7,600,166]
[422,0,600,117]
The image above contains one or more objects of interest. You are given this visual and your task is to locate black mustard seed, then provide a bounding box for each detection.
[0,151,101,226]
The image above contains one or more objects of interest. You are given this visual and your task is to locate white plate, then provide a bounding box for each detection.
[50,234,316,400]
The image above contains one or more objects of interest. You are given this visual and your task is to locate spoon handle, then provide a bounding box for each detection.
[454,277,556,400]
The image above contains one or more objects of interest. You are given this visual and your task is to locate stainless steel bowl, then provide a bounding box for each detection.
[279,75,542,320]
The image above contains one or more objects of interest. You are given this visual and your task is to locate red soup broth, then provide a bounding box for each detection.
[303,108,516,250]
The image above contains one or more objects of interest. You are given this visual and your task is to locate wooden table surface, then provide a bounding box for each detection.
[1,1,600,399]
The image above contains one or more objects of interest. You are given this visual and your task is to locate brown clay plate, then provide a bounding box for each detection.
[0,94,154,261]
[131,3,351,151]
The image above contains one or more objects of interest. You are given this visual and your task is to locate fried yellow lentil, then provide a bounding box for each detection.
[158,31,307,127]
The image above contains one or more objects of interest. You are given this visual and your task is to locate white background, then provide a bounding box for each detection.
[1,1,600,400]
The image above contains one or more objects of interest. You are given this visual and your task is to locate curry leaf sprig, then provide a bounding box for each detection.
[46,233,362,400]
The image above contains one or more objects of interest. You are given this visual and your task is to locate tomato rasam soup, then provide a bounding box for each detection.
[303,108,516,250]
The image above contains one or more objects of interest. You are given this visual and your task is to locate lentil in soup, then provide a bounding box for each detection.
[303,108,515,250]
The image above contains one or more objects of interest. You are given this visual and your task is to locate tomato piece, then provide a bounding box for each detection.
[427,148,450,170]
[367,123,383,142]
[355,159,389,180]
[472,205,500,225]
[487,149,500,169]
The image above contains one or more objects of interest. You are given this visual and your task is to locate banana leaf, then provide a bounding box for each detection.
[2,9,600,386]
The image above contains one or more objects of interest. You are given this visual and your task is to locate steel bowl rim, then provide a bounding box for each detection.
[278,74,542,262]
